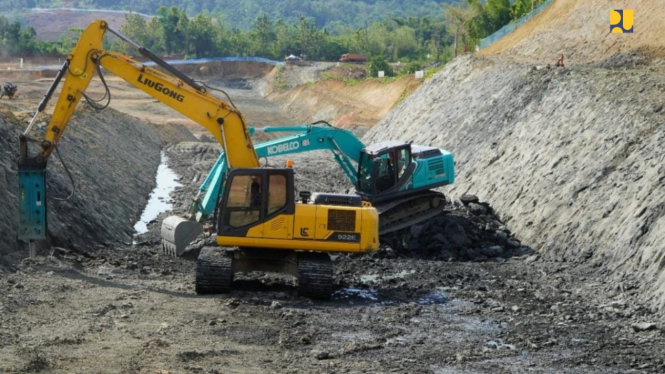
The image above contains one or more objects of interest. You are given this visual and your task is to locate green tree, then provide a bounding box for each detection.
[251,14,275,57]
[58,27,83,54]
[443,3,473,57]
[188,14,215,57]
[156,6,189,55]
[486,0,512,30]
[366,23,388,57]
[121,13,148,45]
[119,13,149,54]
[228,28,251,56]
[295,15,320,59]
[428,22,448,62]
[467,0,513,40]
[391,26,417,60]
[511,0,544,20]
[368,55,393,77]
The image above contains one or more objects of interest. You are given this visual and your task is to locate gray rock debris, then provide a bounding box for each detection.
[632,322,658,332]
[379,196,533,262]
[363,54,665,307]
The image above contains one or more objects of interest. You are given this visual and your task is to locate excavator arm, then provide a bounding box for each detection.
[17,19,259,242]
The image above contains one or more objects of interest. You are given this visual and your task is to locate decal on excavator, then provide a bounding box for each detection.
[137,74,185,102]
[267,141,301,155]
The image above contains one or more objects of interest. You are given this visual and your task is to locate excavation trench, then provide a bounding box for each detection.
[133,151,182,236]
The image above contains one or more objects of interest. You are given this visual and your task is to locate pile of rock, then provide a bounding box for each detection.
[380,195,533,262]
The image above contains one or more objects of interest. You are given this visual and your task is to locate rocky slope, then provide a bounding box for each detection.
[0,107,194,269]
[364,53,665,308]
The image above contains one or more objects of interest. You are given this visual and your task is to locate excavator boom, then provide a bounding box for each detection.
[18,19,259,241]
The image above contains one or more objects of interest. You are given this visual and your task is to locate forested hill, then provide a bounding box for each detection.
[3,0,450,30]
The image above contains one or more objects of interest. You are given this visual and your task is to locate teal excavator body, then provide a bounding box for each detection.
[162,122,454,256]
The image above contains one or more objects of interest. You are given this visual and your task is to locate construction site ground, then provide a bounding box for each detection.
[3,0,665,370]
[1,111,664,374]
[1,143,664,374]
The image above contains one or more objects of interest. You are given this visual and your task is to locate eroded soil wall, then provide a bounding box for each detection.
[0,107,193,267]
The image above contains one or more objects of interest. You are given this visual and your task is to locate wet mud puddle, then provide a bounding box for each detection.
[335,270,449,306]
[133,151,182,235]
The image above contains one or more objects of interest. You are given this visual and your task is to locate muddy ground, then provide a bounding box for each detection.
[2,55,665,373]
[2,140,664,374]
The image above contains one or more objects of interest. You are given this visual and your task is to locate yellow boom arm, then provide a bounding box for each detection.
[21,19,259,169]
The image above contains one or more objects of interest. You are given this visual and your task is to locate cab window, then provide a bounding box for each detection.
[268,174,287,215]
[227,175,261,228]
[376,152,396,193]
[397,148,409,179]
[358,152,374,193]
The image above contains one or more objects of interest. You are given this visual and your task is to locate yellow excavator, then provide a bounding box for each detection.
[17,20,379,299]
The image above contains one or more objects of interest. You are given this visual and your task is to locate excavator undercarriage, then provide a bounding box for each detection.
[196,247,333,300]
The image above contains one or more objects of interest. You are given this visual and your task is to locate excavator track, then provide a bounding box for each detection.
[196,247,234,294]
[297,252,333,300]
[377,191,446,235]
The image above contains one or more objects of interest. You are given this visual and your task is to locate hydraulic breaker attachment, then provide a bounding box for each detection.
[17,160,47,241]
[161,216,203,257]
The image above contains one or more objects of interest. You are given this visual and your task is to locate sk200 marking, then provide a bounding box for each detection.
[336,234,357,241]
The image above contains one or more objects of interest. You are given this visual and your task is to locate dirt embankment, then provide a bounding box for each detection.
[365,53,665,308]
[174,61,277,82]
[266,68,422,130]
[481,0,665,64]
[0,107,194,269]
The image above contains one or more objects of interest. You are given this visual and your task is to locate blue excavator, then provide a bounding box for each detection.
[162,121,455,255]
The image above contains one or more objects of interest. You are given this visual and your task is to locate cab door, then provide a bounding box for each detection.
[217,169,295,239]
[261,171,295,240]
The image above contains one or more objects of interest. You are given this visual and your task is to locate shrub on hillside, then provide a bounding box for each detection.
[404,62,422,74]
[368,55,394,77]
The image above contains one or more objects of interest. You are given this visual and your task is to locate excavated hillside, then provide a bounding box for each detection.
[482,0,665,63]
[266,67,422,130]
[0,107,194,270]
[365,49,665,307]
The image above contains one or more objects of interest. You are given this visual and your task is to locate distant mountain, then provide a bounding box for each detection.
[3,0,450,30]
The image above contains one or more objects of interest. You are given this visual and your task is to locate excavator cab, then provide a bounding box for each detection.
[356,141,455,234]
[216,168,294,238]
[357,141,414,198]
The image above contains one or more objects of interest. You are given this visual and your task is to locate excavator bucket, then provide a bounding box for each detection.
[161,216,203,257]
